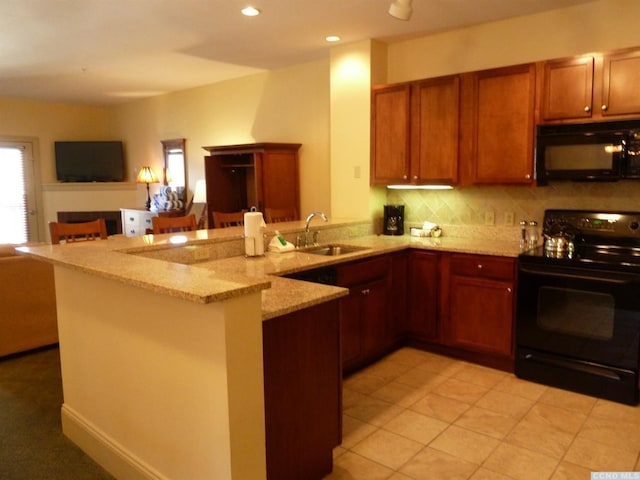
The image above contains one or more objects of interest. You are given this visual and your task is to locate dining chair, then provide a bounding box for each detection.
[212,211,245,228]
[49,218,108,244]
[151,214,197,234]
[264,207,297,223]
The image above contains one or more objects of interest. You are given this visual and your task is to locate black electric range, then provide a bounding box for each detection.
[516,209,640,405]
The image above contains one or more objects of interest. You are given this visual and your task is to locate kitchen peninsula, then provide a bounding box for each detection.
[18,219,524,480]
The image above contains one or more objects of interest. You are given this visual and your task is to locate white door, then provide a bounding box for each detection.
[0,141,40,243]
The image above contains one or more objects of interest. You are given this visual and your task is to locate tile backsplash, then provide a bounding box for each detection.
[386,180,640,241]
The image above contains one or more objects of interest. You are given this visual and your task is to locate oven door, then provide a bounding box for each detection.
[516,262,640,404]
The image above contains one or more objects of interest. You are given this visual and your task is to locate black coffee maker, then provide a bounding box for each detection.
[383,205,404,236]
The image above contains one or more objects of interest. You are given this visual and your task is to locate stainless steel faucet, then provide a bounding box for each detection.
[304,212,328,246]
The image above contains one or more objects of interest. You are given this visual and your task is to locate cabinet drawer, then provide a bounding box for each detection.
[337,256,390,287]
[450,254,514,281]
[123,210,142,224]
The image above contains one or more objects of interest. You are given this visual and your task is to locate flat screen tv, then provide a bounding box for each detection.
[55,141,125,182]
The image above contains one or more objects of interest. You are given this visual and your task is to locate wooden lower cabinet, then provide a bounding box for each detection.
[262,300,341,480]
[407,251,439,341]
[337,255,392,373]
[443,254,516,364]
[389,251,408,342]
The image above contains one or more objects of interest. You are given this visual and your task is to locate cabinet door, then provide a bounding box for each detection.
[407,251,439,341]
[389,251,408,341]
[470,64,536,184]
[337,256,391,371]
[601,49,640,117]
[541,56,594,121]
[360,277,390,358]
[339,290,362,367]
[371,84,411,185]
[448,275,514,356]
[257,149,300,214]
[411,76,460,184]
[339,279,389,371]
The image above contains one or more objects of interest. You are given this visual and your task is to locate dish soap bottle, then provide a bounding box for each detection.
[275,230,287,247]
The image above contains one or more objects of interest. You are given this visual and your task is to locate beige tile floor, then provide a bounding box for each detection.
[324,347,640,480]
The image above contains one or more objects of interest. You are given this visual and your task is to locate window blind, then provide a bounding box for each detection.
[0,146,28,244]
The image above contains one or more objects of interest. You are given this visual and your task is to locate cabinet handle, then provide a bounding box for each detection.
[402,175,408,180]
[361,288,370,295]
[525,174,531,180]
[507,287,512,293]
[601,104,608,111]
[413,175,418,180]
[584,105,591,113]
[477,264,483,270]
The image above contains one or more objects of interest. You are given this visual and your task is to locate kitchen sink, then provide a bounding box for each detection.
[297,243,370,256]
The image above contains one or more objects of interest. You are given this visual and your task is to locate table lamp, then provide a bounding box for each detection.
[136,166,159,210]
[193,179,208,229]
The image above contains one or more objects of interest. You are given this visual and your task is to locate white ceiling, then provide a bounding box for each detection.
[0,0,596,105]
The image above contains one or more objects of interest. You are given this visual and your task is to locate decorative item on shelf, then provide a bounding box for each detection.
[151,186,184,213]
[193,179,208,230]
[136,166,159,211]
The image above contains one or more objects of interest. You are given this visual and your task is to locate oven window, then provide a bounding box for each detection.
[537,286,614,340]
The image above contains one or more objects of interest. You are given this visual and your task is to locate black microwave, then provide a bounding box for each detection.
[535,120,640,185]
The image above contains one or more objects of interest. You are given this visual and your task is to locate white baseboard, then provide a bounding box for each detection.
[61,404,169,480]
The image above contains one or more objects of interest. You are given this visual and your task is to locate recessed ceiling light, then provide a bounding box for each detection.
[325,35,341,43]
[241,6,261,16]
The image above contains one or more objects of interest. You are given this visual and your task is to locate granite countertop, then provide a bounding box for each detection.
[17,221,525,319]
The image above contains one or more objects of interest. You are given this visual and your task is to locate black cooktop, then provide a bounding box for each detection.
[520,210,640,271]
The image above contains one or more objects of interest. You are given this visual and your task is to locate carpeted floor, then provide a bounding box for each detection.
[0,345,115,480]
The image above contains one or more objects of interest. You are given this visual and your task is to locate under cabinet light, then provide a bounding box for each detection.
[387,184,453,190]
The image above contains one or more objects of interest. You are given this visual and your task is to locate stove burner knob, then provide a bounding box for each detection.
[630,221,639,231]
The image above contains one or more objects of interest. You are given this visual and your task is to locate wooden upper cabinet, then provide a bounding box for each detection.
[601,49,640,117]
[540,48,640,122]
[371,84,411,185]
[467,63,536,185]
[541,56,594,121]
[411,76,460,184]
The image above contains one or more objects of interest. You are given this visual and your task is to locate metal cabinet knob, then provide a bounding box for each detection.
[584,105,591,113]
[402,174,408,180]
[525,174,531,180]
[477,264,483,269]
[601,104,608,111]
[413,175,418,180]
[507,287,512,293]
[361,288,370,295]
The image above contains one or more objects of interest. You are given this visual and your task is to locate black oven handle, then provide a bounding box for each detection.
[519,265,640,284]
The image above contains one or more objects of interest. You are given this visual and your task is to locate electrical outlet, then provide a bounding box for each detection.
[484,211,495,225]
[504,212,515,226]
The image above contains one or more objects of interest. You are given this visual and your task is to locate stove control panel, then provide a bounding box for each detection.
[543,210,640,238]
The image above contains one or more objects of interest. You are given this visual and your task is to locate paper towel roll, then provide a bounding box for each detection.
[244,211,266,256]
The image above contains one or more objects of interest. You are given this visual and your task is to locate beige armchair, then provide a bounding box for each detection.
[0,244,58,357]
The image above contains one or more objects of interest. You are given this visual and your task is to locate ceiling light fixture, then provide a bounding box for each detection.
[388,0,413,21]
[241,6,261,16]
[325,35,341,43]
